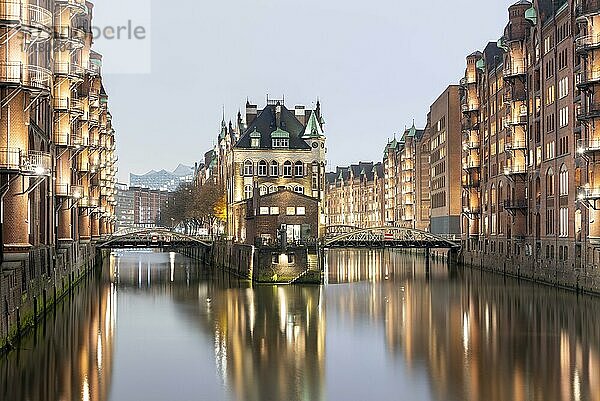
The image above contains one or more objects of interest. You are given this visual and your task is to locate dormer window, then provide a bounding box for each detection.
[250,129,261,148]
[271,128,290,148]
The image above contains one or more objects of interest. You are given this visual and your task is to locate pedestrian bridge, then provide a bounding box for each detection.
[98,228,211,250]
[324,226,460,249]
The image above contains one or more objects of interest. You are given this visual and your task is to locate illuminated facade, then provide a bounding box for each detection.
[325,162,385,228]
[0,0,117,345]
[460,0,600,292]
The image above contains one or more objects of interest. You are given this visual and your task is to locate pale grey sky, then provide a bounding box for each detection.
[95,0,518,183]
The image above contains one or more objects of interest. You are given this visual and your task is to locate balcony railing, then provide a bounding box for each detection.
[70,98,84,114]
[55,0,86,12]
[578,187,600,200]
[504,64,527,78]
[578,102,600,121]
[0,62,52,92]
[463,140,480,150]
[463,206,481,215]
[577,138,600,154]
[503,199,528,209]
[575,0,600,17]
[504,114,528,127]
[56,184,83,198]
[460,76,476,86]
[462,176,480,188]
[0,148,52,176]
[578,67,600,88]
[79,196,99,208]
[504,165,527,175]
[462,103,480,113]
[0,1,53,34]
[576,34,600,53]
[54,61,85,79]
[505,140,528,151]
[463,159,481,170]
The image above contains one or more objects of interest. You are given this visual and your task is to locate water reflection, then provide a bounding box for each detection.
[0,249,599,401]
[326,249,600,401]
[0,271,116,401]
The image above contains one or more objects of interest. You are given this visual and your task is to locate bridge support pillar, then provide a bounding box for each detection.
[448,248,460,266]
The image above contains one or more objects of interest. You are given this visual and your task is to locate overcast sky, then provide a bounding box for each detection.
[94,0,517,183]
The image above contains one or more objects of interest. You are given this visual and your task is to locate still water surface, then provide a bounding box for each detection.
[1,250,599,401]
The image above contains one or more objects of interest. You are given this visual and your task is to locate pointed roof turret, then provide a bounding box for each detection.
[302,111,324,139]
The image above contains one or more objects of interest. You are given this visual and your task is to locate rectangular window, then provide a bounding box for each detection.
[559,106,569,128]
[296,207,306,215]
[272,138,289,148]
[560,207,568,237]
[286,207,296,216]
[259,207,269,215]
[558,77,569,99]
[270,207,280,215]
[546,85,555,105]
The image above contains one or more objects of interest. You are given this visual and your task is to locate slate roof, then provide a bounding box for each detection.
[235,103,311,150]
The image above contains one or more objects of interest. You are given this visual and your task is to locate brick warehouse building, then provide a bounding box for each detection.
[0,1,118,343]
[460,0,600,291]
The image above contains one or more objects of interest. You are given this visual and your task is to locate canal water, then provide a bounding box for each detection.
[1,250,599,401]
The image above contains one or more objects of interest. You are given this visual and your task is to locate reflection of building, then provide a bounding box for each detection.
[0,277,116,401]
[325,162,385,228]
[326,248,600,401]
[130,164,194,192]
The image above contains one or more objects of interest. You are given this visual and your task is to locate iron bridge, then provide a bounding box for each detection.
[324,226,460,249]
[97,228,211,249]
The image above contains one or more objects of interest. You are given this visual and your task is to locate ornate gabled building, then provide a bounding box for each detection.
[218,99,327,244]
[460,0,600,292]
[325,162,385,228]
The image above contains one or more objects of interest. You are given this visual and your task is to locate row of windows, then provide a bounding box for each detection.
[259,206,306,216]
[243,160,305,177]
[245,184,305,199]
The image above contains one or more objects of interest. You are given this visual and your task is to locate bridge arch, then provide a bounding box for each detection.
[324,226,460,249]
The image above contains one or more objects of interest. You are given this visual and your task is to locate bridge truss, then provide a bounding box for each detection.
[98,228,211,249]
[324,226,460,249]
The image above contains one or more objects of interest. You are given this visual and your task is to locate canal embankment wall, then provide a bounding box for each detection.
[0,243,108,351]
[460,250,600,295]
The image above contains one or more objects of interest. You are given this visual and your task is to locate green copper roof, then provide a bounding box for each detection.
[302,111,324,139]
[271,128,290,139]
[525,6,537,25]
[476,59,485,72]
[249,129,261,138]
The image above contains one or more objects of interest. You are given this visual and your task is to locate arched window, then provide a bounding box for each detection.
[294,161,304,177]
[559,164,568,196]
[491,185,496,205]
[258,160,268,176]
[546,168,554,197]
[244,184,252,199]
[243,160,253,176]
[268,185,278,194]
[270,161,279,177]
[294,185,304,194]
[259,185,268,196]
[283,161,293,177]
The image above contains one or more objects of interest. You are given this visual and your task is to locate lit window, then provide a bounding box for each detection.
[270,161,279,177]
[244,185,253,199]
[243,160,253,176]
[259,207,269,215]
[259,186,268,196]
[258,160,268,176]
[272,138,289,148]
[268,185,278,194]
[270,207,279,215]
[559,165,568,196]
[297,207,306,215]
[283,161,293,177]
[294,161,304,177]
[286,207,296,215]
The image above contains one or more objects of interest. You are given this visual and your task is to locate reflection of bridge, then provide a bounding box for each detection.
[98,228,211,249]
[324,226,460,250]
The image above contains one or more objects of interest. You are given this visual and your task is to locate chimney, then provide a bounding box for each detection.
[295,105,306,125]
[246,101,257,126]
[275,103,282,128]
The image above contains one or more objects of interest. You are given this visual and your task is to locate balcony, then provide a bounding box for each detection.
[504,114,528,127]
[0,1,53,37]
[54,25,85,47]
[463,206,481,216]
[578,187,600,201]
[577,67,600,89]
[461,102,480,114]
[504,165,527,176]
[575,0,600,18]
[463,140,480,150]
[0,148,52,176]
[578,102,600,121]
[463,159,480,170]
[502,199,528,210]
[577,138,600,155]
[55,0,86,13]
[56,184,83,199]
[0,62,52,93]
[505,140,527,151]
[53,132,81,148]
[504,64,527,78]
[462,175,480,188]
[70,98,84,115]
[54,61,85,79]
[79,197,99,209]
[576,34,600,53]
[460,76,476,86]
